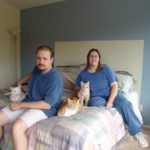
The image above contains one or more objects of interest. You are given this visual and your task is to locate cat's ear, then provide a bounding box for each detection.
[81,81,83,85]
[87,81,89,85]
[78,98,81,102]
[78,98,83,105]
[67,98,72,104]
[77,99,80,104]
[10,87,13,91]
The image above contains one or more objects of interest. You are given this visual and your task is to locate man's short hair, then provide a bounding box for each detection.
[36,45,54,58]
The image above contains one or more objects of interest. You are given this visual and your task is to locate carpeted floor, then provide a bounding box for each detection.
[117,127,150,150]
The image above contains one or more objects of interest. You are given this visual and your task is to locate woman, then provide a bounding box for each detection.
[75,48,149,148]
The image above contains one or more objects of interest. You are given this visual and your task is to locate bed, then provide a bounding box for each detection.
[0,64,143,150]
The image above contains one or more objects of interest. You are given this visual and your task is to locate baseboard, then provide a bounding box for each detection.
[142,125,150,129]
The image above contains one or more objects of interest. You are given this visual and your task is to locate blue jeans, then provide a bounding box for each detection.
[88,92,141,135]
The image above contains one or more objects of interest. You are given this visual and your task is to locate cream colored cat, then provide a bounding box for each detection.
[57,96,81,117]
[77,81,90,106]
[9,85,26,102]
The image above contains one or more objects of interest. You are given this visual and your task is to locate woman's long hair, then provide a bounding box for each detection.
[85,48,102,71]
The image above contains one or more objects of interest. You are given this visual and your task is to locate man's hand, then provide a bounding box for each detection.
[9,102,22,111]
[16,72,32,86]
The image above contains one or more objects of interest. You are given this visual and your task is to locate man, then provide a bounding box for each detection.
[0,45,64,150]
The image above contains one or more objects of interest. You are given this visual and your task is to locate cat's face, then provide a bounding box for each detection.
[67,97,80,110]
[10,86,22,95]
[81,81,89,89]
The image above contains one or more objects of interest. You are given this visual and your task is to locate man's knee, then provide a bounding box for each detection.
[0,111,10,126]
[12,119,28,134]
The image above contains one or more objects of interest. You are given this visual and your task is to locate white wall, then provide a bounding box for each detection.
[0,0,20,89]
[55,40,144,96]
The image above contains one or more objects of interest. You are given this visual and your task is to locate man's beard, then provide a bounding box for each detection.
[37,64,46,72]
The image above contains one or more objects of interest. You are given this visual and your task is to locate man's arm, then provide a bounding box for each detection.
[74,85,80,93]
[9,101,51,111]
[17,72,32,86]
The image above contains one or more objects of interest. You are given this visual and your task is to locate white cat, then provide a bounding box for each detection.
[9,86,26,102]
[77,81,90,106]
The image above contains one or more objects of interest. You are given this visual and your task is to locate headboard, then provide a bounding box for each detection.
[55,40,144,96]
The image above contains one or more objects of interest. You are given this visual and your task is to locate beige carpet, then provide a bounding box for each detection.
[117,127,150,150]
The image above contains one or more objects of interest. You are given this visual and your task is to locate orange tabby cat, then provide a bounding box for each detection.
[57,96,81,117]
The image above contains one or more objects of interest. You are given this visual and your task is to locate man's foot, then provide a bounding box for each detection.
[134,132,149,148]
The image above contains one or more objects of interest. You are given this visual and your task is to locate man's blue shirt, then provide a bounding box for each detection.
[24,66,64,117]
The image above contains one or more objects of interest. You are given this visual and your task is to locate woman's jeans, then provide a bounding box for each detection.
[88,92,141,135]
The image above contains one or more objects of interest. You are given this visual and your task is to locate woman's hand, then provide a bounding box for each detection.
[106,101,113,108]
[106,81,118,108]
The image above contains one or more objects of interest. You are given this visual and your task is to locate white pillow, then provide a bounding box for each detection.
[116,73,134,94]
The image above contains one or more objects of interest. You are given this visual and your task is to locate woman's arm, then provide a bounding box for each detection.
[106,81,118,108]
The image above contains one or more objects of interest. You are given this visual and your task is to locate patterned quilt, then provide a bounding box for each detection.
[27,107,126,150]
[0,92,126,150]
